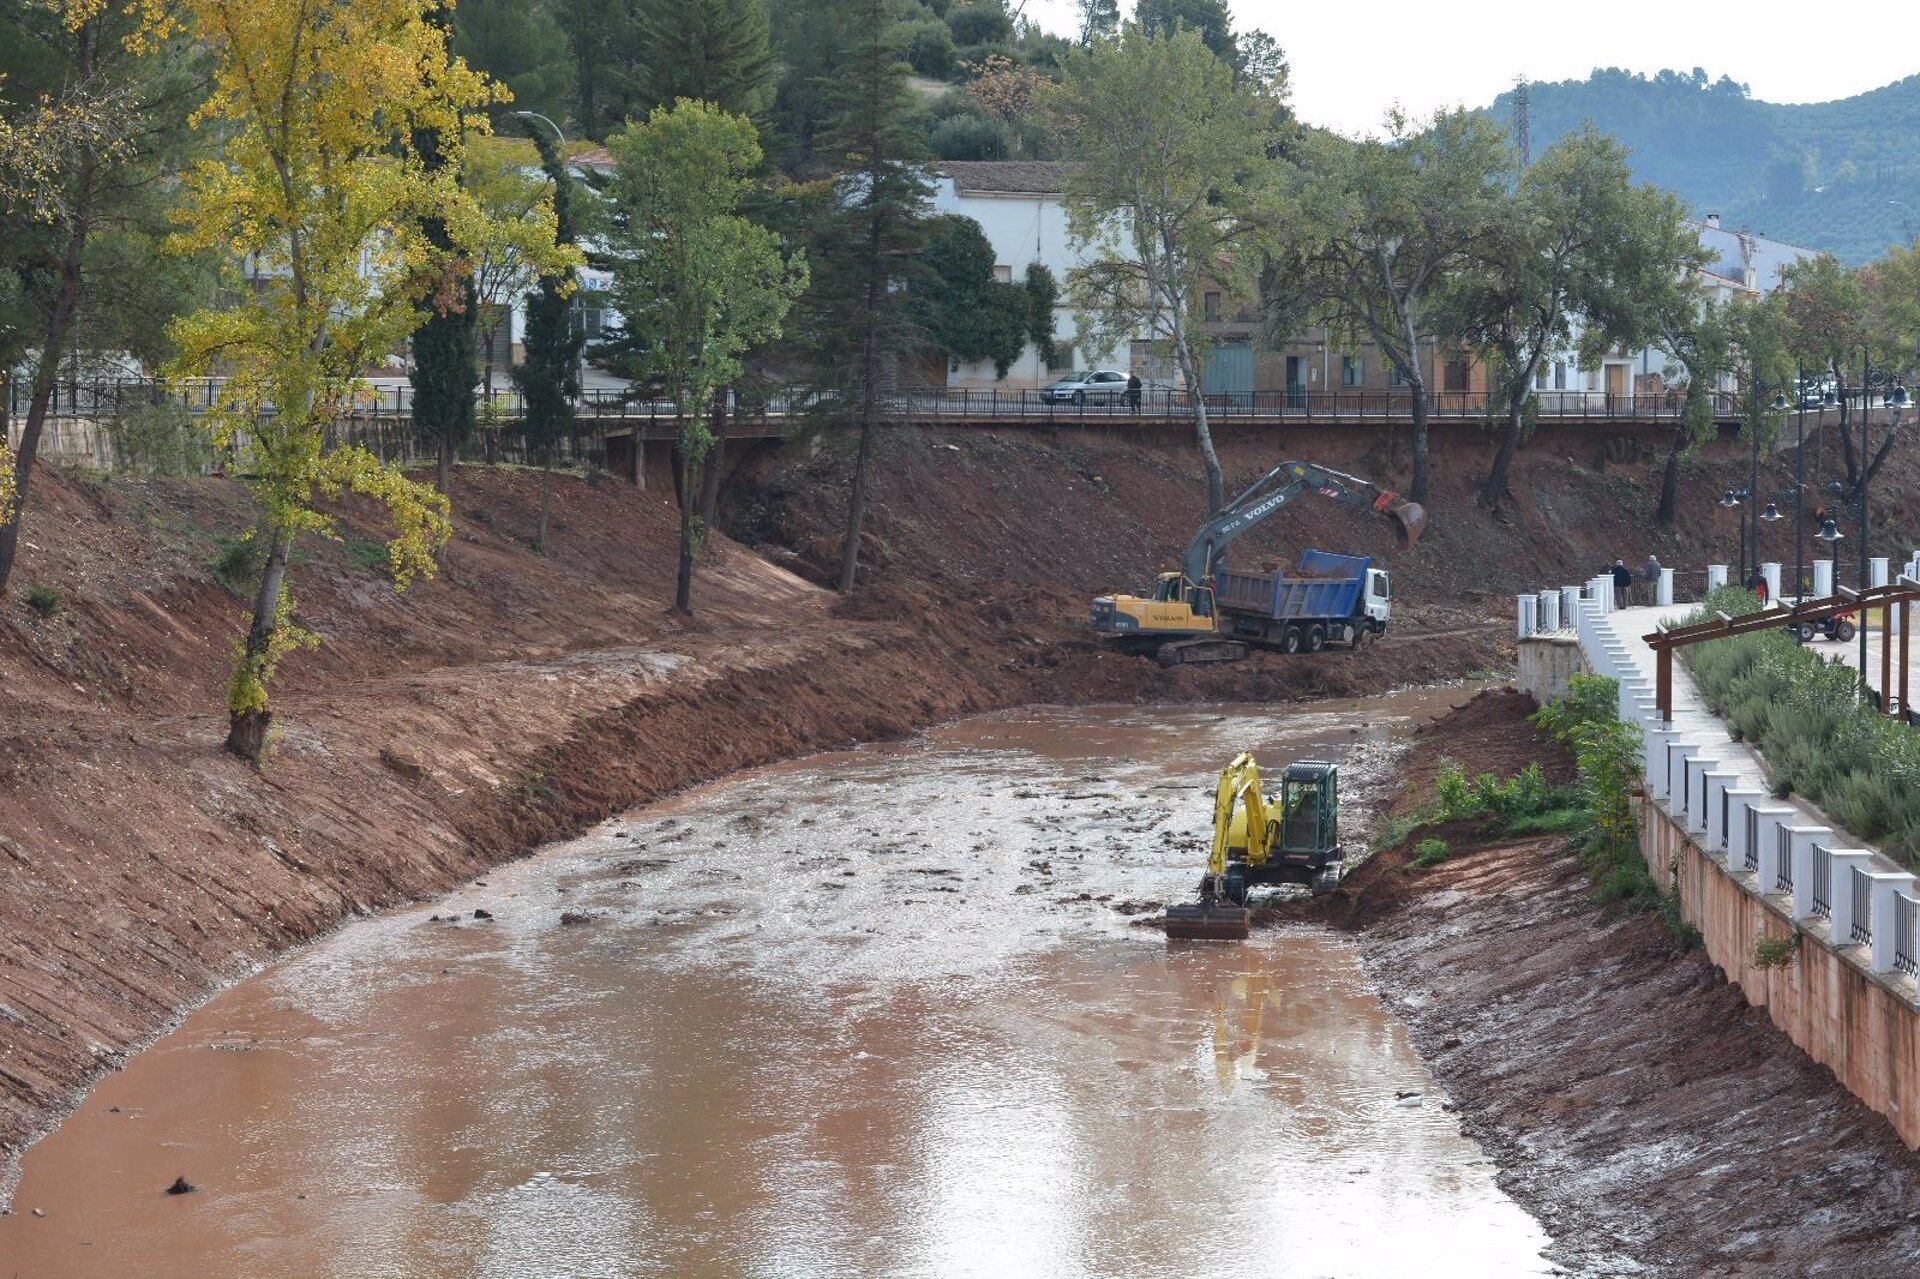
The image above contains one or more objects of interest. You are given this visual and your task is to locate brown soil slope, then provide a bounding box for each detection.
[1333,693,1920,1278]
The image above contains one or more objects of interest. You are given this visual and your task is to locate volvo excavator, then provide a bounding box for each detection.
[1164,753,1342,941]
[1089,461,1426,665]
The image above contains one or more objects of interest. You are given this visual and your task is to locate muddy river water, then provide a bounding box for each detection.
[1,689,1554,1278]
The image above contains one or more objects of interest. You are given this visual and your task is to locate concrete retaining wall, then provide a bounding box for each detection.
[1516,635,1586,704]
[1642,805,1920,1147]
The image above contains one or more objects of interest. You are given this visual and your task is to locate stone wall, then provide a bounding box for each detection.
[1643,805,1920,1148]
[1516,634,1585,705]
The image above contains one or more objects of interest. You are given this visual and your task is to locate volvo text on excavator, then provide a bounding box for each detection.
[1088,461,1426,665]
[1163,754,1342,941]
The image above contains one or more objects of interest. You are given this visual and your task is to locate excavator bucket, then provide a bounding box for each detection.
[1162,900,1251,941]
[1387,499,1428,548]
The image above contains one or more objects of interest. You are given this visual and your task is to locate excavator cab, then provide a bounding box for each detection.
[1149,573,1212,615]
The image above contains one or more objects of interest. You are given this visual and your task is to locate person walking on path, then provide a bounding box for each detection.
[1126,372,1143,413]
[1641,554,1662,606]
[1612,558,1633,606]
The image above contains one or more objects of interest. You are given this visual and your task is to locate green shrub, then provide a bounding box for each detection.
[343,536,388,574]
[1533,674,1699,947]
[1504,806,1591,836]
[929,112,1007,160]
[945,1,1010,46]
[1752,933,1801,969]
[1680,594,1920,865]
[1410,838,1450,869]
[904,17,956,78]
[106,401,213,477]
[1429,758,1581,828]
[24,584,60,618]
[210,535,263,588]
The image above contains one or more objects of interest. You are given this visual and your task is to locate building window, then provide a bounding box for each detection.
[1203,290,1222,322]
[1443,359,1469,393]
[1049,345,1076,373]
[993,264,1012,283]
[1341,355,1362,387]
[1388,363,1407,387]
[1554,361,1568,391]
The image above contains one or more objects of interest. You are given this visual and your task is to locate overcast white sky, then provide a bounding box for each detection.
[1022,0,1919,137]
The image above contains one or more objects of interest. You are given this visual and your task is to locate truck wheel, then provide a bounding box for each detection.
[1282,625,1303,654]
[1305,624,1327,653]
[1834,620,1857,642]
[1796,621,1816,642]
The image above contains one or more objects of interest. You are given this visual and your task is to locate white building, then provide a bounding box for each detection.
[1554,215,1819,405]
[928,161,1147,389]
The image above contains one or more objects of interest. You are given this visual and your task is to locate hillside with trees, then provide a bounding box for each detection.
[1490,69,1920,264]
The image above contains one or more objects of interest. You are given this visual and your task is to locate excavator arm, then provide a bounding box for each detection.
[1178,461,1427,587]
[1207,753,1270,879]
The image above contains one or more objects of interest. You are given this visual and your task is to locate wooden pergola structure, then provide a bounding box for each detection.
[1643,581,1920,723]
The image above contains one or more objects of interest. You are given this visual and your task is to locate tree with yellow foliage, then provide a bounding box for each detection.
[166,0,539,762]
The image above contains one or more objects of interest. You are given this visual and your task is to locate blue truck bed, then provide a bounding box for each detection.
[1213,550,1372,621]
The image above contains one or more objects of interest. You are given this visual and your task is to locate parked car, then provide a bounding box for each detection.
[1040,370,1130,405]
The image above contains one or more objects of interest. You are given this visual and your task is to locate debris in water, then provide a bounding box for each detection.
[166,1176,196,1195]
[472,908,493,920]
[558,911,597,926]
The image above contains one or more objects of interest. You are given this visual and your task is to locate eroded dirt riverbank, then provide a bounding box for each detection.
[0,690,1558,1278]
[1318,691,1920,1278]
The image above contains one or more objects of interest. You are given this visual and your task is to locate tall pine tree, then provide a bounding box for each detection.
[636,0,774,118]
[512,123,585,550]
[557,0,646,139]
[809,0,929,592]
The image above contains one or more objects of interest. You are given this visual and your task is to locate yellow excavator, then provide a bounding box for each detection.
[1164,754,1342,941]
[1090,461,1426,664]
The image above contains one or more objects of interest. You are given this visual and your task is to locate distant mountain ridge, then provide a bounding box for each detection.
[1487,69,1920,264]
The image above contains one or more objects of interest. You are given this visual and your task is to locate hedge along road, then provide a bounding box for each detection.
[0,690,1553,1279]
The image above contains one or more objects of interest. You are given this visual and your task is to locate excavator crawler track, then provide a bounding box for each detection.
[1156,638,1248,666]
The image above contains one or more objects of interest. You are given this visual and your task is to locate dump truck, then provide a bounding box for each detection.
[1089,461,1423,665]
[1213,550,1391,653]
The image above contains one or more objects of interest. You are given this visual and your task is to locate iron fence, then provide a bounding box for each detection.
[1852,866,1874,944]
[11,377,1813,429]
[1812,843,1832,918]
[1897,892,1919,976]
[1776,825,1794,894]
[1744,808,1760,873]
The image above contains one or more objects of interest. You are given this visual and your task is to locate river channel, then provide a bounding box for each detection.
[0,688,1553,1278]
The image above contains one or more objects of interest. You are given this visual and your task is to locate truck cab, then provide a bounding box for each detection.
[1363,568,1391,631]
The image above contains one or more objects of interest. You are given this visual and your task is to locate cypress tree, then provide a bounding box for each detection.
[409,4,477,495]
[512,124,585,551]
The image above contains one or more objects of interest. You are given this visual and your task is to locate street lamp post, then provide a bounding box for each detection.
[512,110,567,146]
[1795,364,1807,602]
[1859,349,1870,701]
[1749,379,1762,589]
[1720,487,1744,584]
